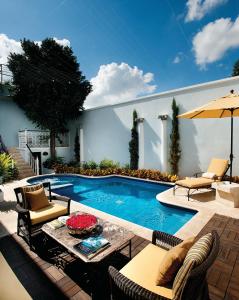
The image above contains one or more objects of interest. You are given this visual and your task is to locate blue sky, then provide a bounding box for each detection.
[0,0,239,107]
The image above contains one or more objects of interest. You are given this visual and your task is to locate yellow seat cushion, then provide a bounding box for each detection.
[207,158,228,178]
[0,252,32,300]
[25,187,50,211]
[30,203,68,225]
[120,244,173,299]
[176,177,213,188]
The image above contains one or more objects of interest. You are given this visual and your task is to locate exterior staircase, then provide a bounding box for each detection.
[8,147,35,179]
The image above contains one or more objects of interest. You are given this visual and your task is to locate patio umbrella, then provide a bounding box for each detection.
[177,90,239,183]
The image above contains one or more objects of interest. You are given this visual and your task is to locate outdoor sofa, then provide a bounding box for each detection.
[173,158,229,200]
[109,230,219,300]
[0,251,31,299]
[15,182,71,249]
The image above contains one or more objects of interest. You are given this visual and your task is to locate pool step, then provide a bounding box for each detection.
[51,183,74,190]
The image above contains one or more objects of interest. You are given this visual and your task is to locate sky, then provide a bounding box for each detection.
[0,0,239,108]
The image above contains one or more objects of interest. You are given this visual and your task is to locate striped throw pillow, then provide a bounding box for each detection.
[21,184,44,208]
[173,233,213,299]
[184,233,213,266]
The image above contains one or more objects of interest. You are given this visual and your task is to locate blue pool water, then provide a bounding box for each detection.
[28,175,196,234]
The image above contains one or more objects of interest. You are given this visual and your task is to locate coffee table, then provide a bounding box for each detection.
[42,214,134,263]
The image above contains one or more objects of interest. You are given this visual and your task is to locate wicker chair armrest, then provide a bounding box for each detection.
[152,231,182,249]
[15,204,29,215]
[51,195,71,203]
[108,266,168,300]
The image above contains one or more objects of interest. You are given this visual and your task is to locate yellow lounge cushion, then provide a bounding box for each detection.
[25,187,49,211]
[120,244,173,299]
[207,158,228,178]
[156,236,196,285]
[30,203,68,225]
[0,252,32,300]
[176,177,213,188]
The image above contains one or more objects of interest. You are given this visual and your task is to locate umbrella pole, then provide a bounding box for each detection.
[230,111,233,183]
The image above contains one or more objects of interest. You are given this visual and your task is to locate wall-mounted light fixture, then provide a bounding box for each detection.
[136,117,145,123]
[158,114,168,121]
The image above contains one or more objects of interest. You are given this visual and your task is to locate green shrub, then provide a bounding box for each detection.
[0,153,18,182]
[87,160,98,169]
[99,159,119,169]
[43,157,64,169]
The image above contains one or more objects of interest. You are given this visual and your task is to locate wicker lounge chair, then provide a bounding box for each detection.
[15,182,71,249]
[109,230,219,300]
[174,158,229,200]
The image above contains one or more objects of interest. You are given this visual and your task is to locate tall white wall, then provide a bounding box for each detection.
[82,76,239,176]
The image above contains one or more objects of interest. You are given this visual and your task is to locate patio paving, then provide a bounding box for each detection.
[0,213,239,299]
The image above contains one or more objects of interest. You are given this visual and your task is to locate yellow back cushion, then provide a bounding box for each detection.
[156,236,196,286]
[25,187,49,211]
[207,158,228,177]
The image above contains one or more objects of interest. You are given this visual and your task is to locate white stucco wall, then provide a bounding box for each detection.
[81,76,239,176]
[0,96,73,164]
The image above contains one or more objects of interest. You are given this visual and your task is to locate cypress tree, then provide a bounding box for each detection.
[232,59,239,76]
[129,110,139,169]
[74,128,80,162]
[169,98,181,175]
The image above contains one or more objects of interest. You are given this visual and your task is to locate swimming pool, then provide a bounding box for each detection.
[28,175,196,234]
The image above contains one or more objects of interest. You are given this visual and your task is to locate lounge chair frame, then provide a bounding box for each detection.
[109,230,219,300]
[15,182,71,249]
[173,163,230,201]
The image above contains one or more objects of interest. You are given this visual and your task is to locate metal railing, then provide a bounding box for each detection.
[0,64,12,84]
[26,144,40,175]
[18,130,69,148]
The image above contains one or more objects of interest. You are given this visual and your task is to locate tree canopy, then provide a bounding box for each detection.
[8,38,92,158]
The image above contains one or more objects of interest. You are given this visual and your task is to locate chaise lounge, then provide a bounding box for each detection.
[173,158,229,200]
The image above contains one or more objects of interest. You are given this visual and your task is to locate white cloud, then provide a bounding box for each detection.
[0,33,70,64]
[185,0,227,22]
[0,34,23,64]
[173,56,181,64]
[85,62,156,109]
[193,16,239,68]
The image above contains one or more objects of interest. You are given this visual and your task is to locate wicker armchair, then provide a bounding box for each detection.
[109,230,219,300]
[15,182,71,249]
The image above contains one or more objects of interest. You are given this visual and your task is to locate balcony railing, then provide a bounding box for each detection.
[18,130,69,149]
[0,64,12,84]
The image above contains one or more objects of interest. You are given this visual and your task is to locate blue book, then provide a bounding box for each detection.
[74,236,110,258]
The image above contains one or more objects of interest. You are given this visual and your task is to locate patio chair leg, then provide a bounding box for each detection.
[187,189,190,201]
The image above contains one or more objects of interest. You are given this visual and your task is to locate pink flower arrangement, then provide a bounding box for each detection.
[66,214,97,229]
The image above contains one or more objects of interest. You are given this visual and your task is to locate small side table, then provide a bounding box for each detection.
[212,182,239,208]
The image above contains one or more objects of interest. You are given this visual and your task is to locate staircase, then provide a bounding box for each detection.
[8,147,35,179]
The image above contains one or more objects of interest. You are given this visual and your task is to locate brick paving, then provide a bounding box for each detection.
[0,214,239,299]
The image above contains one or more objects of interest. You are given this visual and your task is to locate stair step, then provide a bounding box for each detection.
[8,148,36,179]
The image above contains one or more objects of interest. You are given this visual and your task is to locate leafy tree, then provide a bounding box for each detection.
[232,59,239,76]
[169,98,181,175]
[8,38,92,159]
[74,128,80,162]
[129,110,139,170]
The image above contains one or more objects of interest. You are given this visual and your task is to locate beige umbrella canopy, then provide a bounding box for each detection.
[178,90,239,182]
